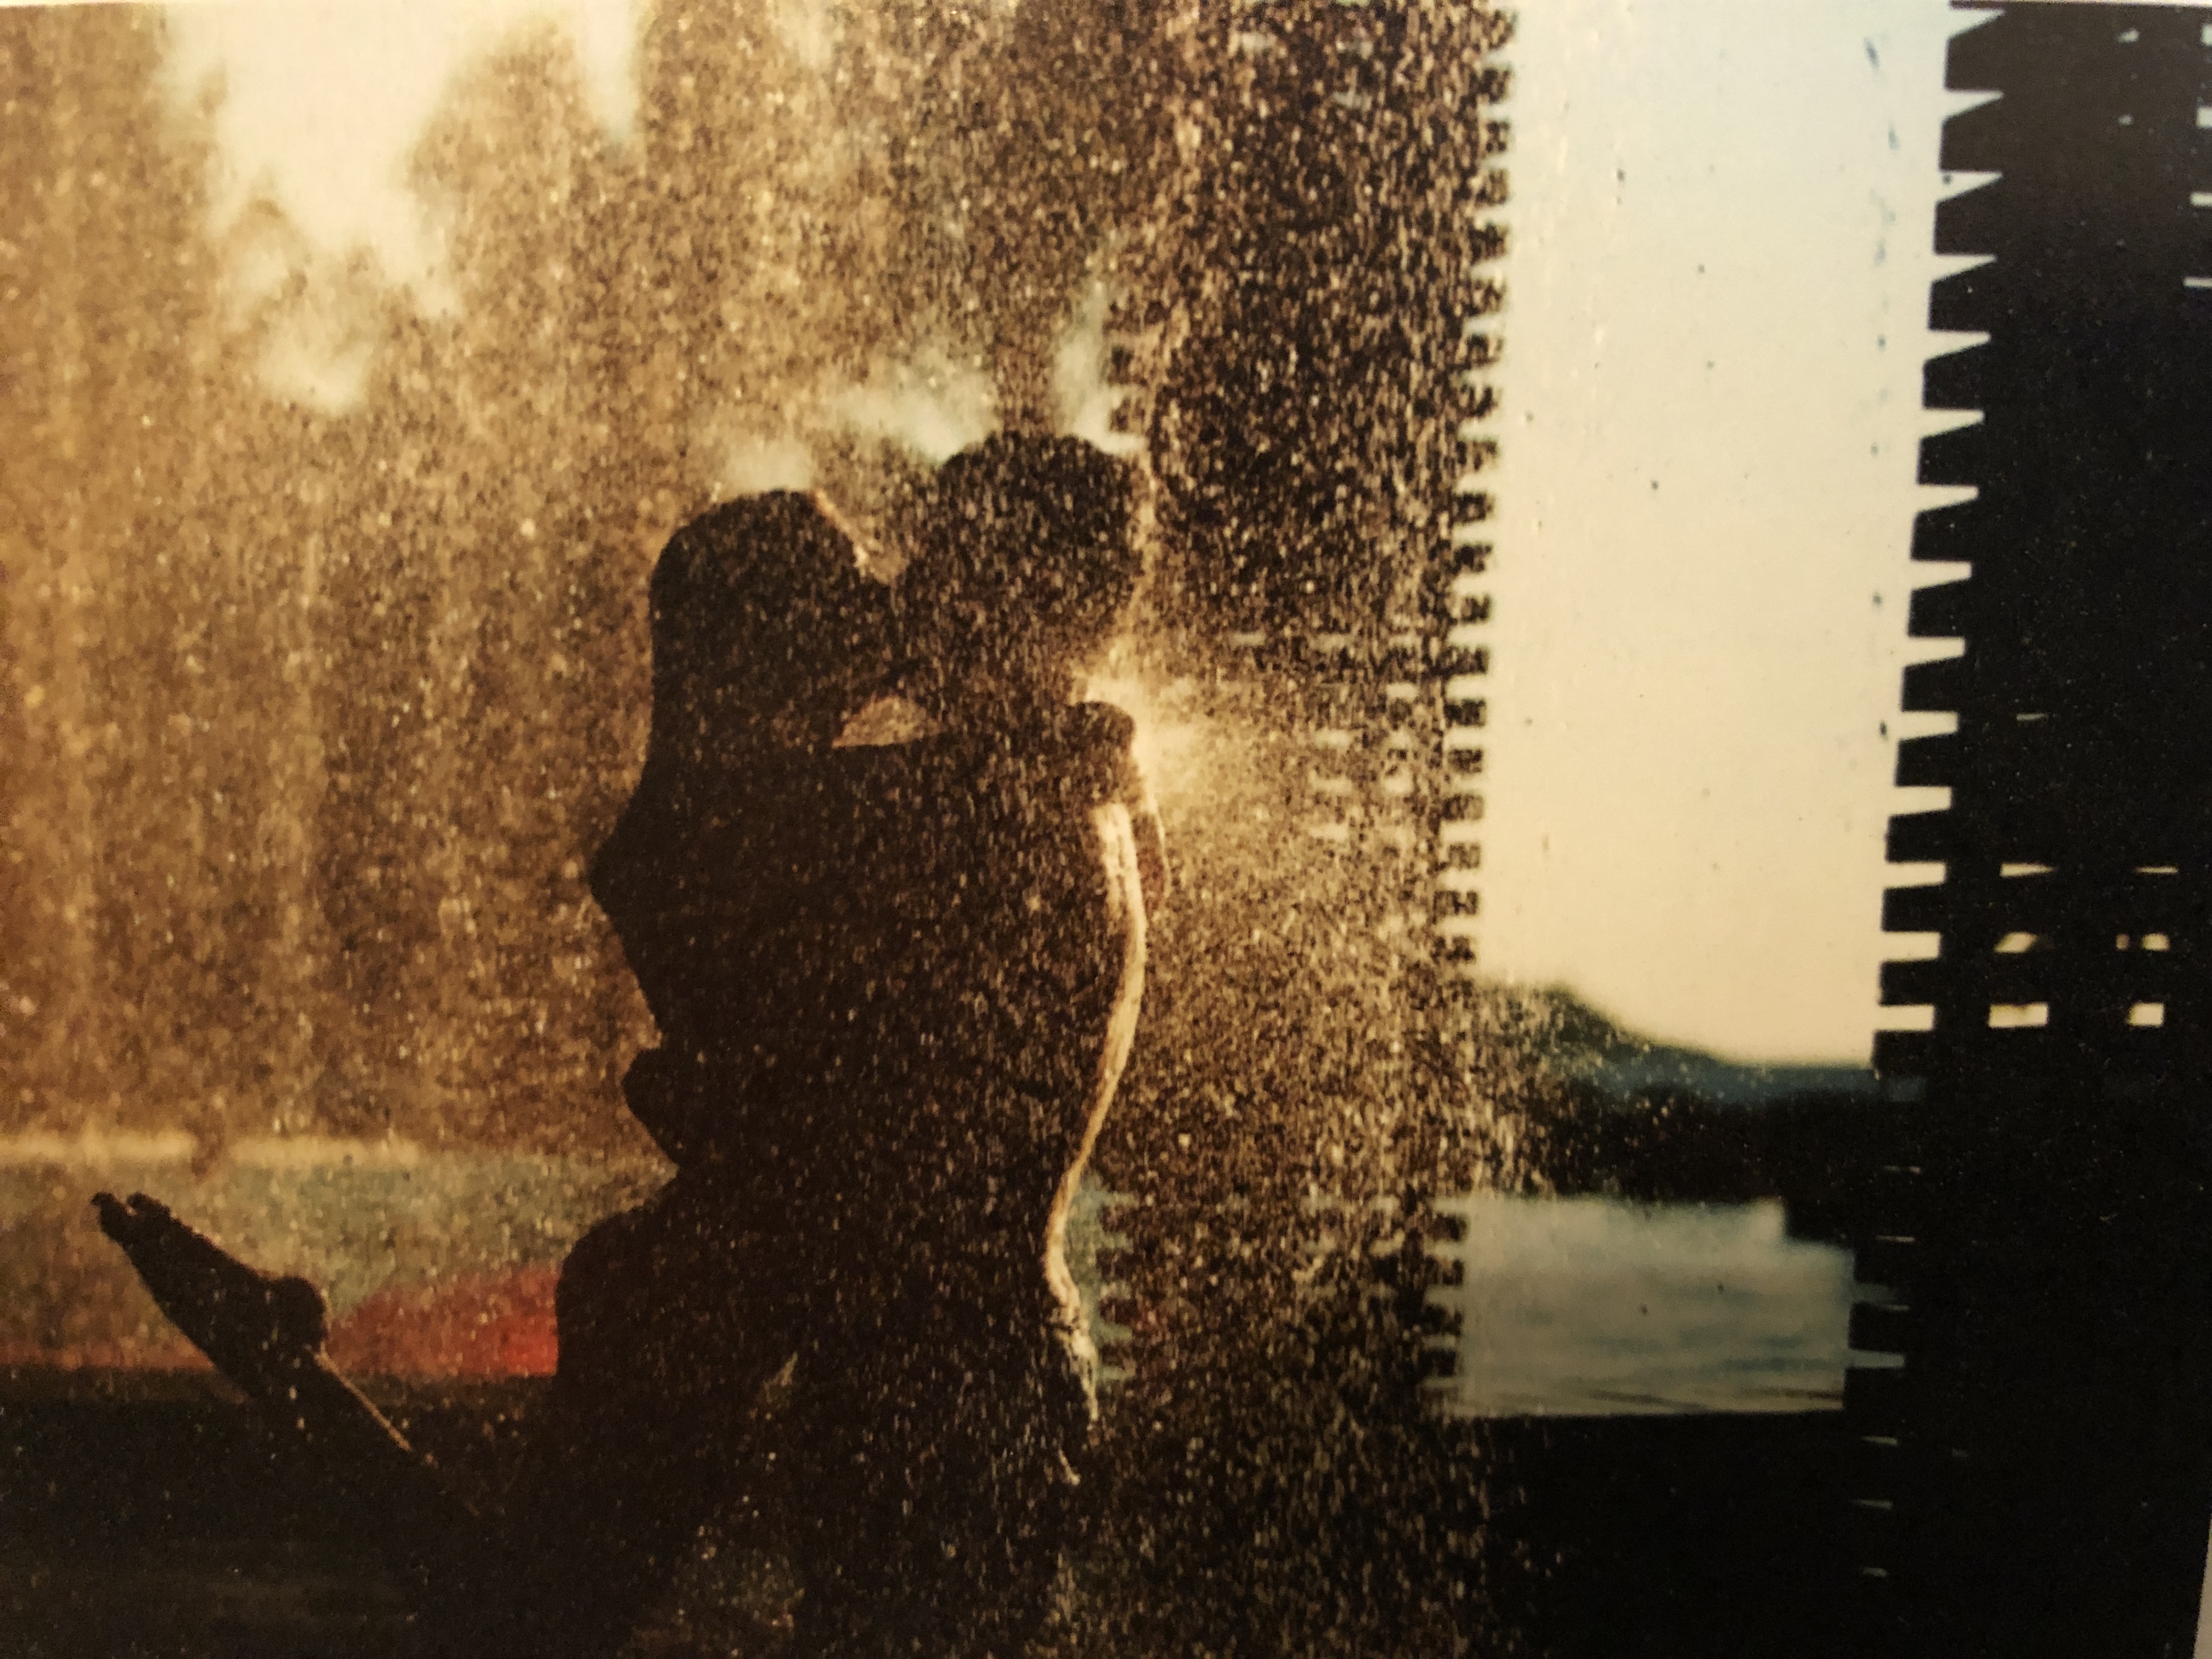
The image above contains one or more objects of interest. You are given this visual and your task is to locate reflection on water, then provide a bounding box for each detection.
[1439,1192,1862,1416]
[4,1138,1859,1414]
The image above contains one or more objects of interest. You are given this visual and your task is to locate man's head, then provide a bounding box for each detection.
[906,434,1144,707]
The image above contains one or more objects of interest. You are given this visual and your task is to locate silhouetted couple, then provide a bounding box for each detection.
[98,433,1161,1657]
[526,432,1164,1654]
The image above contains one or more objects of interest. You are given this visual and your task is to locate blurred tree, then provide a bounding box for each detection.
[0,7,325,1152]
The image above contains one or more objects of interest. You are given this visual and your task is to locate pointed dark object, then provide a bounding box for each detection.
[92,1191,415,1473]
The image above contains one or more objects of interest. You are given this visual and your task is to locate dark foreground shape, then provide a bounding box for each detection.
[0,1376,1852,1659]
[88,1193,486,1608]
[91,1194,411,1472]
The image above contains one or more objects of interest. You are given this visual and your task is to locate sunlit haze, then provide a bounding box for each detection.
[166,0,641,289]
[148,0,1984,1064]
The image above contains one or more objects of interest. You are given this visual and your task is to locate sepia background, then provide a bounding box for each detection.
[0,0,1970,1406]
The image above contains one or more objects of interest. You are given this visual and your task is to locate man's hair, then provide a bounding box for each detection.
[915,434,1143,666]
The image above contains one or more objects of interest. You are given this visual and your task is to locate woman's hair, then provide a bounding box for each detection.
[646,491,891,753]
[912,433,1144,672]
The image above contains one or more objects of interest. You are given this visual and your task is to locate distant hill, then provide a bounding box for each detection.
[1511,987,1876,1108]
[1486,988,1889,1240]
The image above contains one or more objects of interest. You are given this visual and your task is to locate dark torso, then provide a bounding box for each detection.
[589,702,1148,1312]
[525,488,1155,1655]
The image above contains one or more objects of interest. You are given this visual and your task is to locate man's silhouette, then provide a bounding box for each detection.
[536,434,1163,1654]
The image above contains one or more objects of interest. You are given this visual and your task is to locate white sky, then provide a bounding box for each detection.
[1485,0,1987,1061]
[136,0,2045,1063]
[162,0,641,296]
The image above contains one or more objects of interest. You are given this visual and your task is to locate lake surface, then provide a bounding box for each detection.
[1,1136,1866,1413]
[1435,1193,1863,1415]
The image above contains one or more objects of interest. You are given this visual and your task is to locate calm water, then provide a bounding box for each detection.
[1,1137,1865,1413]
[1436,1193,1863,1415]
